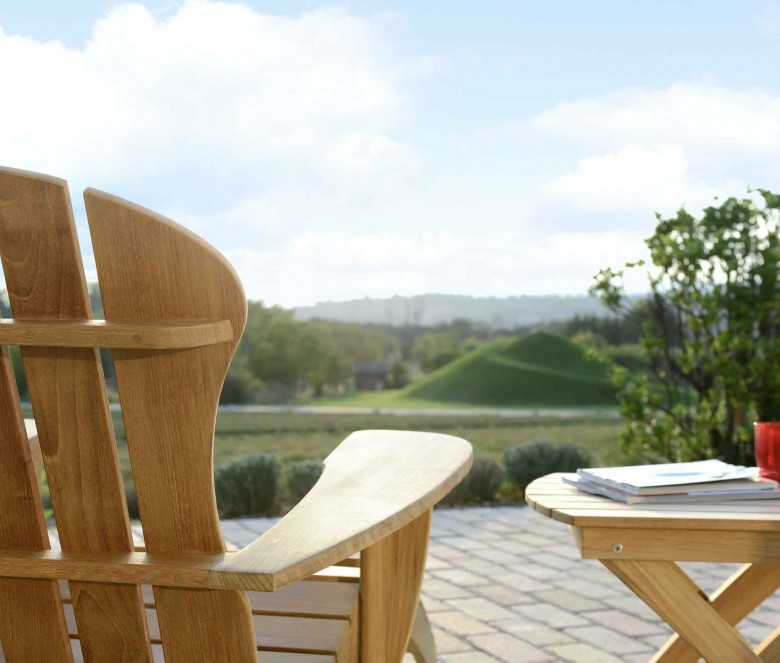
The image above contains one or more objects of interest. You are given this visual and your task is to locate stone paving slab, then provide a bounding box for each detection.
[45,506,780,662]
[421,506,780,662]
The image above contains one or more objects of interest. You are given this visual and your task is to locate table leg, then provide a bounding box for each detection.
[650,564,780,663]
[756,624,780,662]
[603,559,761,663]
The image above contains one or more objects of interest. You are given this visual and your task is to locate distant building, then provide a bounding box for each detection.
[354,362,390,391]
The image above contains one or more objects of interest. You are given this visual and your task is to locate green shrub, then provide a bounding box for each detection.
[503,440,592,492]
[220,366,261,404]
[125,487,140,520]
[214,453,280,518]
[463,454,505,501]
[443,454,505,504]
[41,472,53,519]
[10,346,27,400]
[286,459,323,502]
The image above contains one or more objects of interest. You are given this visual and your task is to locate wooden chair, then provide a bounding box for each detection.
[0,167,472,663]
[527,473,780,663]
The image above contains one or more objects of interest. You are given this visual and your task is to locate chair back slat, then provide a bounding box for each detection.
[0,170,152,662]
[85,189,257,662]
[0,335,72,660]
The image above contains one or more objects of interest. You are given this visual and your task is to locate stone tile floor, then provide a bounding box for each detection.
[220,506,780,663]
[50,506,780,662]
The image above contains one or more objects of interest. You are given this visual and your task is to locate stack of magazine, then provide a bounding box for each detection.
[565,459,780,504]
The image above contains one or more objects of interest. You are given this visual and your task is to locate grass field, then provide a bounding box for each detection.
[324,332,617,409]
[24,330,628,509]
[26,405,626,515]
[102,408,626,480]
[23,334,633,518]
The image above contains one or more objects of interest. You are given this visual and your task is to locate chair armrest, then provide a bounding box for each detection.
[208,429,472,591]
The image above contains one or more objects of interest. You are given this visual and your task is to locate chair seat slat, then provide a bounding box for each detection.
[65,607,349,655]
[70,642,336,663]
[59,579,360,620]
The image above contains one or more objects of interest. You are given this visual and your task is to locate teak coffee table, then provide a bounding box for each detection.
[527,473,780,663]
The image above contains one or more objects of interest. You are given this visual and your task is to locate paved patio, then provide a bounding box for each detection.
[46,505,780,662]
[219,505,780,663]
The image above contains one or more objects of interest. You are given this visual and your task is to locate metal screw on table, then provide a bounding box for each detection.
[612,543,623,554]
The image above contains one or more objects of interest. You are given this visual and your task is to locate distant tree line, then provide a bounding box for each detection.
[0,283,645,405]
[223,302,396,402]
[556,313,646,346]
[295,292,612,328]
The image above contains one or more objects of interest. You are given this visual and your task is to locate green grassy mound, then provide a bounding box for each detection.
[402,331,616,407]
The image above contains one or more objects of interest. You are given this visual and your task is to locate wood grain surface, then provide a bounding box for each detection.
[0,167,151,662]
[86,188,258,662]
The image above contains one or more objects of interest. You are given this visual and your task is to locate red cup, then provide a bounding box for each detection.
[755,422,780,481]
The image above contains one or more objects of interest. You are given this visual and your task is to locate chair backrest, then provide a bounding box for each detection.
[0,168,257,662]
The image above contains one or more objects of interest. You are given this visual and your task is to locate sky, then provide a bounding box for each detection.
[1,0,779,306]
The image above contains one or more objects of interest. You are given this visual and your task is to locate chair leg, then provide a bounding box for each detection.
[650,563,780,663]
[360,510,432,663]
[757,625,780,662]
[603,559,761,663]
[407,600,436,663]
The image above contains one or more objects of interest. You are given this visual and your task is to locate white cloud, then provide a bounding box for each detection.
[530,83,769,226]
[531,83,780,154]
[223,228,646,305]
[540,144,725,215]
[325,132,420,176]
[0,1,415,186]
[4,7,776,308]
[0,1,442,305]
[288,230,461,270]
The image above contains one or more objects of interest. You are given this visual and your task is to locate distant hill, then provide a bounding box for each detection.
[294,294,611,328]
[401,332,616,407]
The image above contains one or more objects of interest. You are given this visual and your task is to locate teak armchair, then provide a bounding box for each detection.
[0,167,473,663]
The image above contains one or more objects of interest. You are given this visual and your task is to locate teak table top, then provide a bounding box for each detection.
[527,473,780,532]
